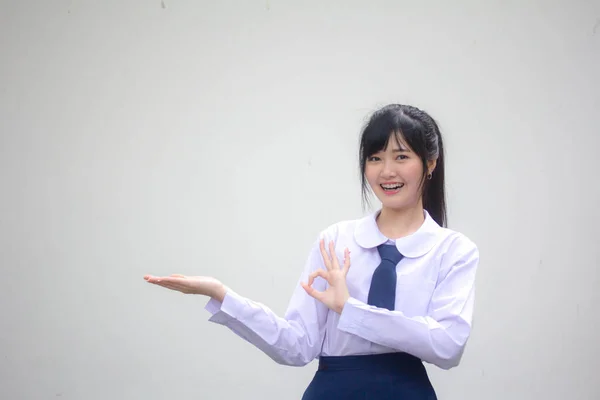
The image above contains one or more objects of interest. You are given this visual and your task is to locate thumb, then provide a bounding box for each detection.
[301,281,325,302]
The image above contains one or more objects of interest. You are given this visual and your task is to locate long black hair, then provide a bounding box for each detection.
[359,104,447,227]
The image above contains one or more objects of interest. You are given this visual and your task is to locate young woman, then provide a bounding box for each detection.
[144,104,479,399]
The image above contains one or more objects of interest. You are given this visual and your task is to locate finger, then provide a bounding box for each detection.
[343,248,351,274]
[153,281,190,293]
[319,239,333,271]
[146,275,186,283]
[147,277,190,292]
[329,241,340,270]
[146,276,178,284]
[301,281,325,302]
[307,269,328,287]
[144,275,161,283]
[151,277,185,287]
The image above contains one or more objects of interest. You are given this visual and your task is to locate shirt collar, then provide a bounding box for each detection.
[354,209,443,258]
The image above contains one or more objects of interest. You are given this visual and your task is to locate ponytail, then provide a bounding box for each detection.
[422,118,446,227]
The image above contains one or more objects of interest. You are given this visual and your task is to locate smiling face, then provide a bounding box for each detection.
[364,132,436,212]
[358,104,446,226]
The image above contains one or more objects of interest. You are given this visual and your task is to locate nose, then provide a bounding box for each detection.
[380,160,397,179]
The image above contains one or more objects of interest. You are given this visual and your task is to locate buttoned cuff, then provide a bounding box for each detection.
[337,297,366,333]
[206,289,246,324]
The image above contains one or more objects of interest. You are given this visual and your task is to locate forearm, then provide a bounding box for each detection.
[206,289,326,366]
[205,235,332,366]
[337,297,471,369]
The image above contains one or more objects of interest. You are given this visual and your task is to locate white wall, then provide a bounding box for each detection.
[1,1,599,399]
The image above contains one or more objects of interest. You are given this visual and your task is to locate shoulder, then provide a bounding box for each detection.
[439,227,478,255]
[313,215,367,244]
[435,227,479,273]
[301,218,362,266]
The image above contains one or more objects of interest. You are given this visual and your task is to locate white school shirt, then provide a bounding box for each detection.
[205,210,479,370]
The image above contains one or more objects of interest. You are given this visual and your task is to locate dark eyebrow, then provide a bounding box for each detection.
[392,147,409,152]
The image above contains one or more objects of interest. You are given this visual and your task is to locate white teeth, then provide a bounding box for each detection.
[381,183,404,190]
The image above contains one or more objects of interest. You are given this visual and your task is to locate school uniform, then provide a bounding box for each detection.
[205,210,479,399]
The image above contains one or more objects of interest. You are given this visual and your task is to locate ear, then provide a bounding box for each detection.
[427,158,437,175]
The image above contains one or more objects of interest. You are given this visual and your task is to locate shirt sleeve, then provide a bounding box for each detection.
[336,234,479,370]
[204,236,330,366]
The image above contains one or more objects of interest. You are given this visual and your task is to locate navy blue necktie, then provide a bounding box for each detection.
[367,244,404,310]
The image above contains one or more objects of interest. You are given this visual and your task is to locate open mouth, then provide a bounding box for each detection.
[380,183,404,193]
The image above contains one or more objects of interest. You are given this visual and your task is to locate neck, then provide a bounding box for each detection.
[376,204,425,239]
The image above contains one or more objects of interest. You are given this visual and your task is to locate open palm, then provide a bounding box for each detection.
[144,274,226,301]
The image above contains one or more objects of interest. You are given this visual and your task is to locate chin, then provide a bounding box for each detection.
[382,203,409,211]
[377,198,409,211]
[375,195,417,211]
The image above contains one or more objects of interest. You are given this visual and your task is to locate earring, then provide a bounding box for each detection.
[427,173,432,180]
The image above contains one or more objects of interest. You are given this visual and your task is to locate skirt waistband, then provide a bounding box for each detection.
[317,352,425,373]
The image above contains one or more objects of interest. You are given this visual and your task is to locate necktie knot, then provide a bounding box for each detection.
[377,244,403,264]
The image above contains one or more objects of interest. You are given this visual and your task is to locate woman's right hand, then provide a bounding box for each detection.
[144,274,227,302]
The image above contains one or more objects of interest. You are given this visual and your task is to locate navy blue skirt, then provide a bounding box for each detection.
[301,352,437,400]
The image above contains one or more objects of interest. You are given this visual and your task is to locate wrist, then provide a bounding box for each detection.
[336,294,350,314]
[211,283,227,303]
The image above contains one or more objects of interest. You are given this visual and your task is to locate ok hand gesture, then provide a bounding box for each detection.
[301,240,351,314]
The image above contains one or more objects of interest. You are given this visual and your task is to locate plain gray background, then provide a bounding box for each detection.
[1,0,599,399]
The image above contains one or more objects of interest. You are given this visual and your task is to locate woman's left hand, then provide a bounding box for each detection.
[301,240,351,314]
